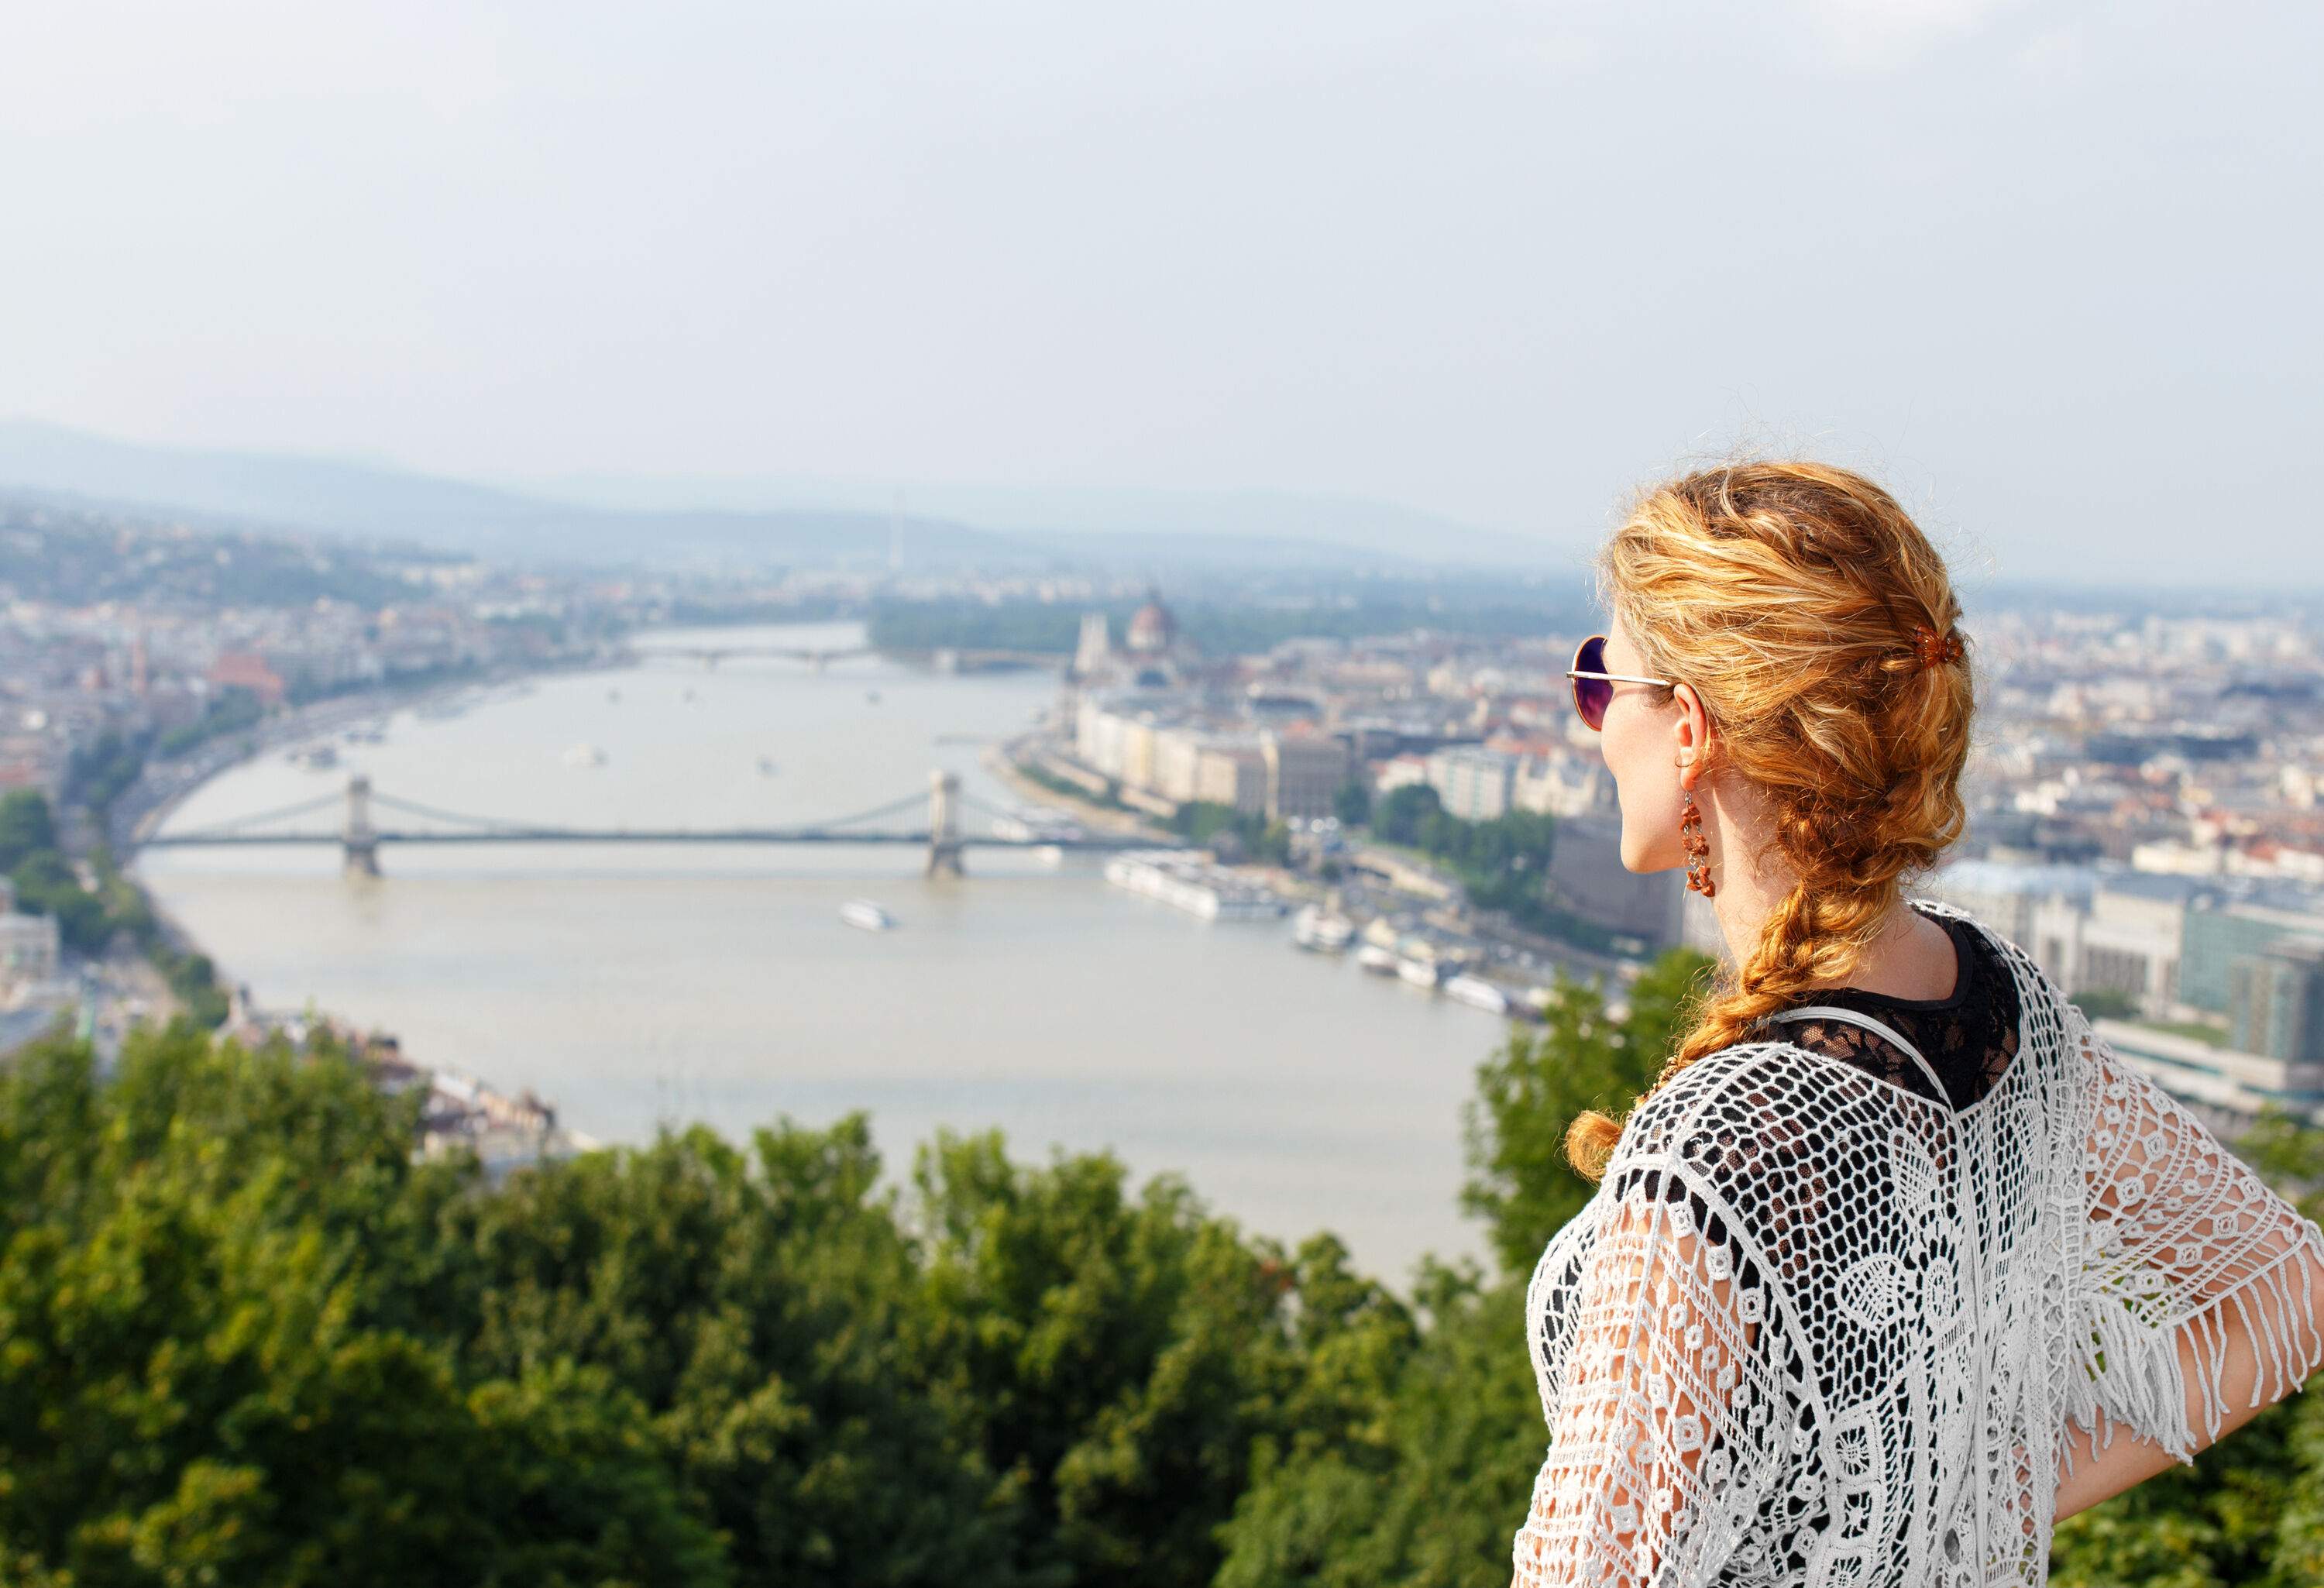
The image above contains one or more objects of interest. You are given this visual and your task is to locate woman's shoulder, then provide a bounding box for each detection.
[1606,1040,1835,1169]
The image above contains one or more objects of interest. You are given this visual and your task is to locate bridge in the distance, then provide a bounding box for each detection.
[635,641,875,670]
[137,773,1139,878]
[634,641,1061,672]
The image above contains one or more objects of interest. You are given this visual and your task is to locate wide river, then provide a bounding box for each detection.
[139,623,1506,1279]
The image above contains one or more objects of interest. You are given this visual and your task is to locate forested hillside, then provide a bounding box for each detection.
[2,952,2319,1585]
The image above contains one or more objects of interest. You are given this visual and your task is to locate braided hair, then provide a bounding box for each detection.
[1565,462,1975,1183]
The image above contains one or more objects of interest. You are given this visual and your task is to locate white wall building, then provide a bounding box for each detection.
[1426,745,1519,822]
[1513,752,1614,819]
[0,909,60,998]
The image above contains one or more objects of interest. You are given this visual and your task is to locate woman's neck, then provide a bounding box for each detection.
[1707,844,1956,1002]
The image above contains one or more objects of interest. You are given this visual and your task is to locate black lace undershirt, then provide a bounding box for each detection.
[1600,906,2023,1227]
[1776,908,2023,1112]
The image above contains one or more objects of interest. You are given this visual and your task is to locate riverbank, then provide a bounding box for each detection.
[108,652,620,854]
[982,734,1172,842]
[82,653,625,1169]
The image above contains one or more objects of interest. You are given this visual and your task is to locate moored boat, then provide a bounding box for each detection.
[1105,849,1286,920]
[1293,904,1356,952]
[1395,954,1446,988]
[1444,973,1511,1015]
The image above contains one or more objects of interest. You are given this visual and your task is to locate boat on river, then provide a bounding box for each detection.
[1444,973,1511,1015]
[841,899,897,932]
[1293,904,1356,952]
[1104,850,1287,920]
[1396,953,1446,989]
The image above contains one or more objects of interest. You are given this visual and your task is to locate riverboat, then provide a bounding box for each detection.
[1396,953,1446,989]
[1104,850,1287,921]
[1293,904,1356,952]
[840,899,897,932]
[1444,973,1511,1015]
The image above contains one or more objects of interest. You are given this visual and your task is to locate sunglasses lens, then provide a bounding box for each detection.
[1571,636,1611,730]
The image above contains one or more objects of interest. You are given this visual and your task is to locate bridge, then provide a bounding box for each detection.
[635,641,1061,675]
[637,642,875,670]
[139,773,1135,878]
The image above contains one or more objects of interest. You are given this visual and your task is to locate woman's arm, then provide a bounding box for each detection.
[2054,1015,2324,1518]
[2054,1234,2324,1520]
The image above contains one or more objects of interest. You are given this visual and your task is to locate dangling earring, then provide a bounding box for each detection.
[1679,787,1715,897]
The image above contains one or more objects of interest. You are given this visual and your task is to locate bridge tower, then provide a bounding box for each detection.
[343,774,382,878]
[927,769,964,878]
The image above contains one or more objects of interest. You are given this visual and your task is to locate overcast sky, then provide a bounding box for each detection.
[2,1,2317,583]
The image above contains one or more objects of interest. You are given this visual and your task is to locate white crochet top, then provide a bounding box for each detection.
[1512,901,2324,1586]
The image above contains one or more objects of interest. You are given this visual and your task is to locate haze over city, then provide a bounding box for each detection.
[5,0,2319,584]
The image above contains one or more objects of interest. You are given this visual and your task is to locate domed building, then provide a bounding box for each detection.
[1124,589,1178,655]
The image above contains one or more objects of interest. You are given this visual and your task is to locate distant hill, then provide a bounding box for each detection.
[0,421,1042,570]
[534,473,1562,569]
[0,420,1556,572]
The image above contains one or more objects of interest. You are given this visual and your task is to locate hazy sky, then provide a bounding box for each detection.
[2,1,2318,582]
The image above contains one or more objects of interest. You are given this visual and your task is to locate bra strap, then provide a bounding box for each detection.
[1769,1005,1949,1099]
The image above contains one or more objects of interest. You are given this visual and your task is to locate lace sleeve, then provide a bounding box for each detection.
[2061,1005,2324,1469]
[1513,1162,1779,1586]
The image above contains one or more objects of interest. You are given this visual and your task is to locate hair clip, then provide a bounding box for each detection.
[1910,626,1965,671]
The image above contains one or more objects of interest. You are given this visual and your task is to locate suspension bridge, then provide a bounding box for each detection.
[137,773,1140,877]
[636,641,874,670]
[634,641,1060,673]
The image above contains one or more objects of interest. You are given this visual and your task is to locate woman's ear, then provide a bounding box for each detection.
[1672,683,1713,789]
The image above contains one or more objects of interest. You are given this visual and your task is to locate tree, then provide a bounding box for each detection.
[428,1117,1038,1588]
[0,789,59,871]
[1215,1259,1540,1588]
[0,1028,724,1588]
[2071,986,2140,1021]
[909,1130,1297,1587]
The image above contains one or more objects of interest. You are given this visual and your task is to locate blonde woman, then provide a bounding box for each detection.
[1513,463,2324,1586]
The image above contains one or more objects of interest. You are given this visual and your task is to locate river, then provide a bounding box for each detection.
[136,622,1506,1279]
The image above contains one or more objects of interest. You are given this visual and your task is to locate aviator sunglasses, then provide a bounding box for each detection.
[1566,634,1676,731]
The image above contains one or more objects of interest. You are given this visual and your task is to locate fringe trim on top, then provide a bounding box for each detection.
[2060,1215,2324,1475]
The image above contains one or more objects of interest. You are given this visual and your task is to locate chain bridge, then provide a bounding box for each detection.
[138,772,1140,878]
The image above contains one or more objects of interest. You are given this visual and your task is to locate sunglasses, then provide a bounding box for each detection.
[1566,634,1676,731]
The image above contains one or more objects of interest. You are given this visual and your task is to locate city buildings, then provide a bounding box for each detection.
[10,488,2324,1129]
[1426,745,1518,821]
[1261,730,1349,822]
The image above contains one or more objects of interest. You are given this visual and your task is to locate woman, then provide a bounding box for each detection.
[1511,462,2324,1586]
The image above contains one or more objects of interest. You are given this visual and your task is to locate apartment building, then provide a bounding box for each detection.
[1425,745,1519,822]
[1262,731,1349,823]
